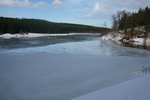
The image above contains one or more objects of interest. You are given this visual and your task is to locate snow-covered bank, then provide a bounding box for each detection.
[0,33,101,39]
[101,32,124,41]
[101,32,150,47]
[71,74,150,100]
[0,33,71,39]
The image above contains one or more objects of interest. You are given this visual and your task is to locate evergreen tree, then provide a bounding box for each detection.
[111,6,150,32]
[0,17,109,34]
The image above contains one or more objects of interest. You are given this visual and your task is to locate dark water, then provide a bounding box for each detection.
[0,35,99,50]
[1,34,150,51]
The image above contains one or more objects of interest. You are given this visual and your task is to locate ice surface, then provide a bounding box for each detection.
[1,52,150,100]
[0,36,150,100]
[1,39,150,57]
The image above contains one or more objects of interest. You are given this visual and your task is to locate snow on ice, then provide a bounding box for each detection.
[0,33,101,39]
[71,74,150,100]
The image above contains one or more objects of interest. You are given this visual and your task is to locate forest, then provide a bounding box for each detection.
[0,17,108,34]
[111,6,150,32]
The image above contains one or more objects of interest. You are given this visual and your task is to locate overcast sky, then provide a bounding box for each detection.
[0,0,150,28]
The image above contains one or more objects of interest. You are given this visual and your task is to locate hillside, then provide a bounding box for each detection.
[0,17,109,34]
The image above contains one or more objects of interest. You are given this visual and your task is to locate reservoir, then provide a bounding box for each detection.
[0,34,150,100]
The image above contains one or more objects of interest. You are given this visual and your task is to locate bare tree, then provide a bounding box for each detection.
[103,22,107,28]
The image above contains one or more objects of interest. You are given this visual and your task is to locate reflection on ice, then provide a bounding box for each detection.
[115,41,150,50]
[99,40,150,57]
[1,39,150,58]
[141,67,150,74]
[0,35,98,50]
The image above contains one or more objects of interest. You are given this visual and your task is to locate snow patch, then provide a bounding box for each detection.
[0,33,69,39]
[101,32,124,41]
[101,32,150,47]
[71,74,150,100]
[0,33,101,39]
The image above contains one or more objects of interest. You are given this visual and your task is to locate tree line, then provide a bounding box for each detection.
[0,17,108,34]
[111,6,150,32]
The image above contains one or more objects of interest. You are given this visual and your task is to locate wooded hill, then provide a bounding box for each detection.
[0,17,108,34]
[111,6,150,32]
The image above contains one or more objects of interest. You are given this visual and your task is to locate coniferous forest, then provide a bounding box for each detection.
[0,17,108,34]
[111,6,150,32]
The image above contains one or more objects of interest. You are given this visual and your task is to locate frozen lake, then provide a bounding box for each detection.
[0,34,150,100]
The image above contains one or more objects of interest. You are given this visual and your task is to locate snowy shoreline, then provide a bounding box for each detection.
[101,32,150,46]
[0,33,101,39]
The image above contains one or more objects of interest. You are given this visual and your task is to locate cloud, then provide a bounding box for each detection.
[66,0,86,4]
[75,0,150,19]
[68,0,150,10]
[92,3,104,16]
[0,13,15,17]
[0,0,50,9]
[52,0,63,7]
[76,3,107,19]
[104,0,150,11]
[74,7,90,12]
